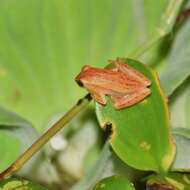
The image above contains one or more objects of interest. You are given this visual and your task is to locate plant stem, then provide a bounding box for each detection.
[129,0,183,59]
[0,94,91,180]
[129,35,162,58]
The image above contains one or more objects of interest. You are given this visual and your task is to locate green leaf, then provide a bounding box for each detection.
[0,0,172,130]
[160,17,190,96]
[0,107,38,150]
[166,75,190,171]
[169,79,190,129]
[92,176,135,190]
[0,131,20,172]
[156,6,190,161]
[0,178,48,190]
[0,107,37,172]
[171,128,190,171]
[166,61,190,173]
[96,58,175,173]
[173,127,190,138]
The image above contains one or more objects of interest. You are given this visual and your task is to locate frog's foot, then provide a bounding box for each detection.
[91,92,107,105]
[110,88,151,109]
[84,83,107,105]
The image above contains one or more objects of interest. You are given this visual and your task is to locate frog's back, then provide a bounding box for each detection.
[82,67,143,93]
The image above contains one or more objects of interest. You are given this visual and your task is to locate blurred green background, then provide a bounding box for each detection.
[0,0,168,130]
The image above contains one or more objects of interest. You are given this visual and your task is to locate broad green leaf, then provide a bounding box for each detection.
[96,58,175,173]
[0,107,37,172]
[0,178,48,190]
[93,176,135,190]
[160,15,190,96]
[0,0,172,130]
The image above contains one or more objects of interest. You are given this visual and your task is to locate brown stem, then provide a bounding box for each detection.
[0,94,91,180]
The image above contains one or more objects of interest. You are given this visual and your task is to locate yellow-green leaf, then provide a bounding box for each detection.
[0,178,48,190]
[93,176,135,190]
[96,58,175,173]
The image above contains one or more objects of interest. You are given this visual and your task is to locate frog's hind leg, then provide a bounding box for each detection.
[84,84,107,105]
[113,58,151,86]
[111,87,151,109]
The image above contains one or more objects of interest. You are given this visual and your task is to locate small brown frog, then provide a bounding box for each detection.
[75,58,151,109]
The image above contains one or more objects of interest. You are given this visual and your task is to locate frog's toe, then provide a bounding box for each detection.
[91,93,107,105]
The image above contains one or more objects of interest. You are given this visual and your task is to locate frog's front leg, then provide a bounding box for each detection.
[112,58,151,86]
[110,87,151,109]
[84,83,107,105]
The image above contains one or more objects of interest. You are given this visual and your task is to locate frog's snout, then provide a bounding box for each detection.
[76,79,84,87]
[75,74,84,87]
[75,65,91,87]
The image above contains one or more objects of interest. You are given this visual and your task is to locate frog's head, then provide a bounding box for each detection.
[75,65,92,86]
[81,65,91,72]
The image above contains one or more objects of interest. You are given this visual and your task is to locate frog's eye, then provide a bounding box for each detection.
[75,74,84,87]
[77,80,84,87]
[82,65,91,71]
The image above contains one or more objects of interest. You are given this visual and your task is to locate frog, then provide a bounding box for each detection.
[75,58,151,109]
